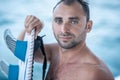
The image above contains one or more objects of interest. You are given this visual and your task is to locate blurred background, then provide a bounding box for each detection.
[0,0,120,80]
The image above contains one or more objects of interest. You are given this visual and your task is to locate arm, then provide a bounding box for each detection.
[17,15,58,63]
[34,43,59,63]
[17,29,26,40]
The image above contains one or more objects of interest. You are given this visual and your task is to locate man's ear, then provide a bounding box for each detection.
[86,20,93,33]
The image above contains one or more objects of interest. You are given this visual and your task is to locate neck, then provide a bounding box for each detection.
[60,41,86,53]
[58,42,87,62]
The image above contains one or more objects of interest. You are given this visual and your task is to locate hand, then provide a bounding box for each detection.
[24,15,43,39]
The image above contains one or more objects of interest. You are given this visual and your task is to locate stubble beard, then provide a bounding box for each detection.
[54,32,84,49]
[57,39,80,49]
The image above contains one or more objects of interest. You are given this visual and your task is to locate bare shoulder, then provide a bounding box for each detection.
[45,43,58,48]
[78,63,114,80]
[44,43,59,61]
[45,43,59,54]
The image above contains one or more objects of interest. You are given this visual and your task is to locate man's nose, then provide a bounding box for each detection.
[61,23,70,33]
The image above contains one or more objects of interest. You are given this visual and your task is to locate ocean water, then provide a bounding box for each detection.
[0,0,120,80]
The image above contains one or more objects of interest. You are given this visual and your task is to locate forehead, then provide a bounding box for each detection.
[53,1,85,17]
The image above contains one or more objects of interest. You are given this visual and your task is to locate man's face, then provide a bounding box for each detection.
[52,2,91,49]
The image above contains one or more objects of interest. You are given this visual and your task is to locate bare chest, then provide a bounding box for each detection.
[56,63,81,80]
[46,62,81,80]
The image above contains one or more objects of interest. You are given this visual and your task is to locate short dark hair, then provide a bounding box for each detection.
[53,0,90,22]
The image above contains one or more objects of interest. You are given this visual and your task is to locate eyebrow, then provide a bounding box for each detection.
[54,17,62,20]
[54,17,61,19]
[69,17,80,20]
[54,16,80,20]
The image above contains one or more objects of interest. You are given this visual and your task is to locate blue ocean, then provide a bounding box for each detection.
[0,0,120,80]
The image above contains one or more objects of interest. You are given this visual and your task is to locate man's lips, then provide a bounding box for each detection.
[59,36,72,41]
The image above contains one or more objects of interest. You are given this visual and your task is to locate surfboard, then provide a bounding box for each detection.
[3,29,35,80]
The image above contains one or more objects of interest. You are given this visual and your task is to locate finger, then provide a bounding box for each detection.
[34,21,43,39]
[25,15,31,23]
[25,15,32,28]
[30,18,41,27]
[35,27,40,39]
[25,15,37,33]
[25,16,35,28]
[28,18,40,30]
[27,15,35,24]
[26,19,41,34]
[35,22,43,39]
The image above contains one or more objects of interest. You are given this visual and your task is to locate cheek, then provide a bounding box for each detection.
[52,23,61,33]
[71,27,83,35]
[78,30,87,41]
[74,27,87,39]
[52,25,59,37]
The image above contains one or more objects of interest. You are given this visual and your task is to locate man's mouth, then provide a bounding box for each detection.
[59,35,72,42]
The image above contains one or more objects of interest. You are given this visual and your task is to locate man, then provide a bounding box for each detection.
[18,0,114,80]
